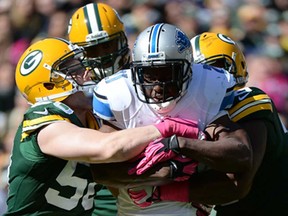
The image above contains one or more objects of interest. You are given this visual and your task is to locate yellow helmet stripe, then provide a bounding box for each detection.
[191,35,202,62]
[84,3,102,34]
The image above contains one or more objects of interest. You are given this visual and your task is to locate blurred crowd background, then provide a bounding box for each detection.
[1,0,288,214]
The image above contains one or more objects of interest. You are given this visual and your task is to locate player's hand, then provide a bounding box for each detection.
[128,181,191,208]
[154,117,199,138]
[128,186,160,208]
[169,155,198,181]
[128,135,179,175]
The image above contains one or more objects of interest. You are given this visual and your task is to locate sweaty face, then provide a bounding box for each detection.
[139,64,182,103]
[84,38,119,68]
[56,58,95,85]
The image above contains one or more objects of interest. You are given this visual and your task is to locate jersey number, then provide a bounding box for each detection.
[45,161,96,210]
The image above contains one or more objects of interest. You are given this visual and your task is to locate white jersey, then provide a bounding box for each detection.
[93,63,236,215]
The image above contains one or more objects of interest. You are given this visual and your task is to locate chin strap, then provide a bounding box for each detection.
[35,81,96,102]
[35,88,77,102]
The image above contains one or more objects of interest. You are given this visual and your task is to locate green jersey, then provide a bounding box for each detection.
[5,101,101,216]
[93,186,117,216]
[215,87,288,215]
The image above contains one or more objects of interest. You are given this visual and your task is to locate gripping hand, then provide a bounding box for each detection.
[128,182,190,208]
[169,155,198,181]
[154,117,199,138]
[128,186,159,208]
[128,135,179,175]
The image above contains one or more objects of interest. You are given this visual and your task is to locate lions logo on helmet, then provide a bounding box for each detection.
[175,29,191,53]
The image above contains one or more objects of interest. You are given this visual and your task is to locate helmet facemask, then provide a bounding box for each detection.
[79,31,130,80]
[131,23,193,113]
[197,54,236,74]
[50,48,97,98]
[195,54,248,86]
[132,59,191,113]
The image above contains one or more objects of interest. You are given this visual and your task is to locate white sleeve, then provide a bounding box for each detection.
[92,79,115,121]
[93,70,135,129]
[192,64,236,130]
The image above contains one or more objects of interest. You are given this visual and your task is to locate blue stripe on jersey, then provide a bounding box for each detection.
[92,95,114,120]
[150,23,163,53]
[200,63,227,74]
[220,90,234,110]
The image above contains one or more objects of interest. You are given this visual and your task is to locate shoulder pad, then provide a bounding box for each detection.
[93,70,133,120]
[23,101,74,133]
[228,87,273,122]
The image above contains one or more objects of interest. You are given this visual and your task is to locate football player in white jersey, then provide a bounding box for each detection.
[92,23,238,216]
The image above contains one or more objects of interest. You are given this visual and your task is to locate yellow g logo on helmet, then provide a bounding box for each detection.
[191,32,248,87]
[217,33,236,45]
[15,38,85,104]
[20,50,43,76]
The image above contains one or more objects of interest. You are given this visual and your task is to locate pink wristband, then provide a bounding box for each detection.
[159,181,190,202]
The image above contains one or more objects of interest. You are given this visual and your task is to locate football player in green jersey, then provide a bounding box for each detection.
[187,32,288,215]
[67,3,130,215]
[4,37,192,216]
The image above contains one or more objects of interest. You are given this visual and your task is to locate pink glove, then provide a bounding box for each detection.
[169,155,198,181]
[154,117,199,138]
[128,117,200,175]
[129,184,211,216]
[128,181,190,208]
[128,186,159,208]
[128,135,179,175]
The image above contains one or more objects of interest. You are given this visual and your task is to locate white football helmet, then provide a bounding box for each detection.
[131,23,192,113]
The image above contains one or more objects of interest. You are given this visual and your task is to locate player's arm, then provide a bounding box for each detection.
[178,115,253,173]
[183,118,266,204]
[91,122,173,187]
[38,116,196,164]
[90,161,172,188]
[37,121,161,163]
[129,118,265,205]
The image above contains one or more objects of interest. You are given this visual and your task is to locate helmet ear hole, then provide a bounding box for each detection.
[44,83,55,90]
